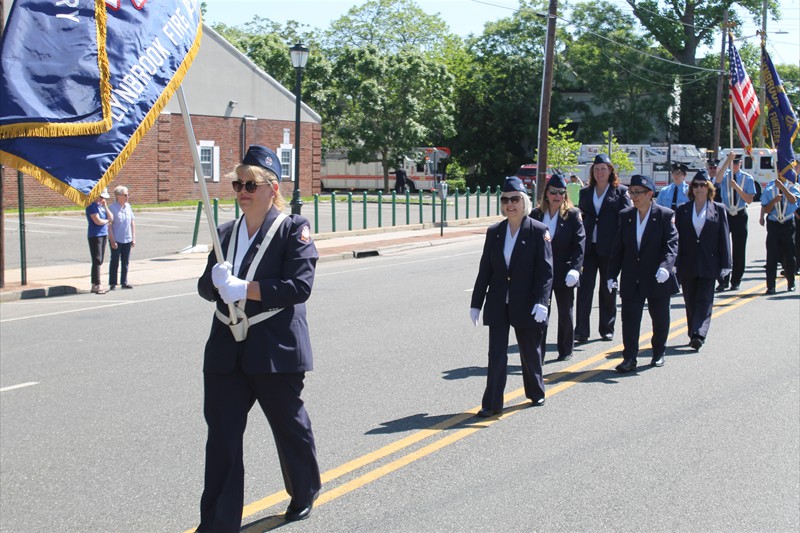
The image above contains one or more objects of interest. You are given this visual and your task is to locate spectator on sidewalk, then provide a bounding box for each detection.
[108,186,136,290]
[85,188,113,294]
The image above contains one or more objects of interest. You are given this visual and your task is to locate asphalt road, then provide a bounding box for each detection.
[2,198,487,270]
[1,227,798,532]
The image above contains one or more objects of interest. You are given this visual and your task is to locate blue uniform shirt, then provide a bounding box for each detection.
[718,170,757,211]
[760,180,800,222]
[85,202,108,238]
[655,182,690,209]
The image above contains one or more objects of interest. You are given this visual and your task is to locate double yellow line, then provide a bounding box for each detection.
[188,280,776,532]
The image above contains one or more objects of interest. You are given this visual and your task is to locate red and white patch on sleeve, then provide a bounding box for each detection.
[300,225,311,243]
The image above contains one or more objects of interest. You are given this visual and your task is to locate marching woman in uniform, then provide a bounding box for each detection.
[607,175,679,373]
[196,146,321,531]
[470,177,553,416]
[675,171,731,351]
[575,153,630,343]
[530,174,585,361]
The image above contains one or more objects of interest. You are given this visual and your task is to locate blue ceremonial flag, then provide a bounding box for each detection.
[761,45,799,183]
[0,0,202,206]
[0,0,111,138]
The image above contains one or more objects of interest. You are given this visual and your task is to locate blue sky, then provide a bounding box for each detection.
[201,0,799,68]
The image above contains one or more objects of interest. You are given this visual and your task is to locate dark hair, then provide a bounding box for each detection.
[588,162,619,188]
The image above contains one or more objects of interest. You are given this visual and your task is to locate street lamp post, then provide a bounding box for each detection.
[290,42,309,215]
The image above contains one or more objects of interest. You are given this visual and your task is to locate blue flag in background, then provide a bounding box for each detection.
[761,45,799,183]
[0,0,202,206]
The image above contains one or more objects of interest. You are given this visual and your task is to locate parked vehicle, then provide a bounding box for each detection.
[321,147,450,192]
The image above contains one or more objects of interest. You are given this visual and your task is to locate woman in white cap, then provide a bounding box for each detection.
[85,188,113,294]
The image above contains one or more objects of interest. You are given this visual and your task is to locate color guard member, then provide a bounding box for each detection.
[196,145,321,531]
[759,177,799,294]
[715,153,756,291]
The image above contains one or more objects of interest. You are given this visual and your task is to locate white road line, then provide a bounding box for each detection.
[0,292,196,323]
[0,382,39,393]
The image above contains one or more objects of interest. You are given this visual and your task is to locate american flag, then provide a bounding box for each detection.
[728,34,760,153]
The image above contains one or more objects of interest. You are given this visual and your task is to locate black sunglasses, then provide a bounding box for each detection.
[500,195,523,204]
[692,182,709,188]
[548,189,567,196]
[231,180,264,193]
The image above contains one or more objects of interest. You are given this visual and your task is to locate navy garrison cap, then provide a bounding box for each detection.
[707,158,720,166]
[242,145,282,180]
[671,162,689,173]
[629,174,655,191]
[692,170,712,182]
[547,174,567,189]
[503,176,526,193]
[593,153,611,165]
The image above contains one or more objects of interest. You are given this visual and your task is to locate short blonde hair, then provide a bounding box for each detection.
[501,191,533,218]
[228,164,285,211]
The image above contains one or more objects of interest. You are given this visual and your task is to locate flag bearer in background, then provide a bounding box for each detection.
[759,177,799,294]
[714,153,756,292]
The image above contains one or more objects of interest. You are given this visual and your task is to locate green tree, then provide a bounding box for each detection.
[597,131,636,174]
[625,0,779,145]
[542,120,581,175]
[564,1,677,144]
[330,45,456,191]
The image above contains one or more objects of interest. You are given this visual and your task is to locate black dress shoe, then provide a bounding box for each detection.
[788,285,796,292]
[531,398,545,407]
[689,337,703,351]
[557,354,573,361]
[574,335,588,344]
[651,355,665,367]
[766,288,777,295]
[601,333,613,341]
[715,283,728,292]
[615,360,637,373]
[477,408,502,418]
[729,284,740,291]
[285,502,313,522]
[121,283,133,289]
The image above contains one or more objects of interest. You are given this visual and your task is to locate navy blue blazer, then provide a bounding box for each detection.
[198,207,318,374]
[530,207,585,289]
[675,200,731,280]
[471,217,554,328]
[578,183,630,256]
[608,203,679,298]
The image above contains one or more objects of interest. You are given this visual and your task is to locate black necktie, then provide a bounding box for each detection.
[732,176,739,207]
[671,187,678,210]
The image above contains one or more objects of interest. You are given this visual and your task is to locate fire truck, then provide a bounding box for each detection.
[320,147,451,192]
[577,144,708,189]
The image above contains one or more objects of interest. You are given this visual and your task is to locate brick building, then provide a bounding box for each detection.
[1,20,322,209]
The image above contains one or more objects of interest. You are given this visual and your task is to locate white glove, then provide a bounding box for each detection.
[655,267,670,283]
[720,268,732,278]
[532,304,548,323]
[607,279,618,292]
[211,261,233,288]
[218,276,249,304]
[470,308,480,326]
[565,269,580,287]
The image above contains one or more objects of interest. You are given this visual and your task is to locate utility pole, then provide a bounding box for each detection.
[535,0,558,204]
[756,0,768,147]
[712,10,729,158]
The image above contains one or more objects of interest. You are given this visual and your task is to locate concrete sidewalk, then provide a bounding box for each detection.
[0,218,499,302]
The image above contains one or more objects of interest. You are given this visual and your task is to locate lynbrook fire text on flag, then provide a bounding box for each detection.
[761,45,799,183]
[0,0,202,206]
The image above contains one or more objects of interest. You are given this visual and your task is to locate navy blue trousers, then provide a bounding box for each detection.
[199,371,321,532]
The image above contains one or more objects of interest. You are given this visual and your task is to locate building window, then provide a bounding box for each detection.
[280,148,293,181]
[194,140,220,182]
